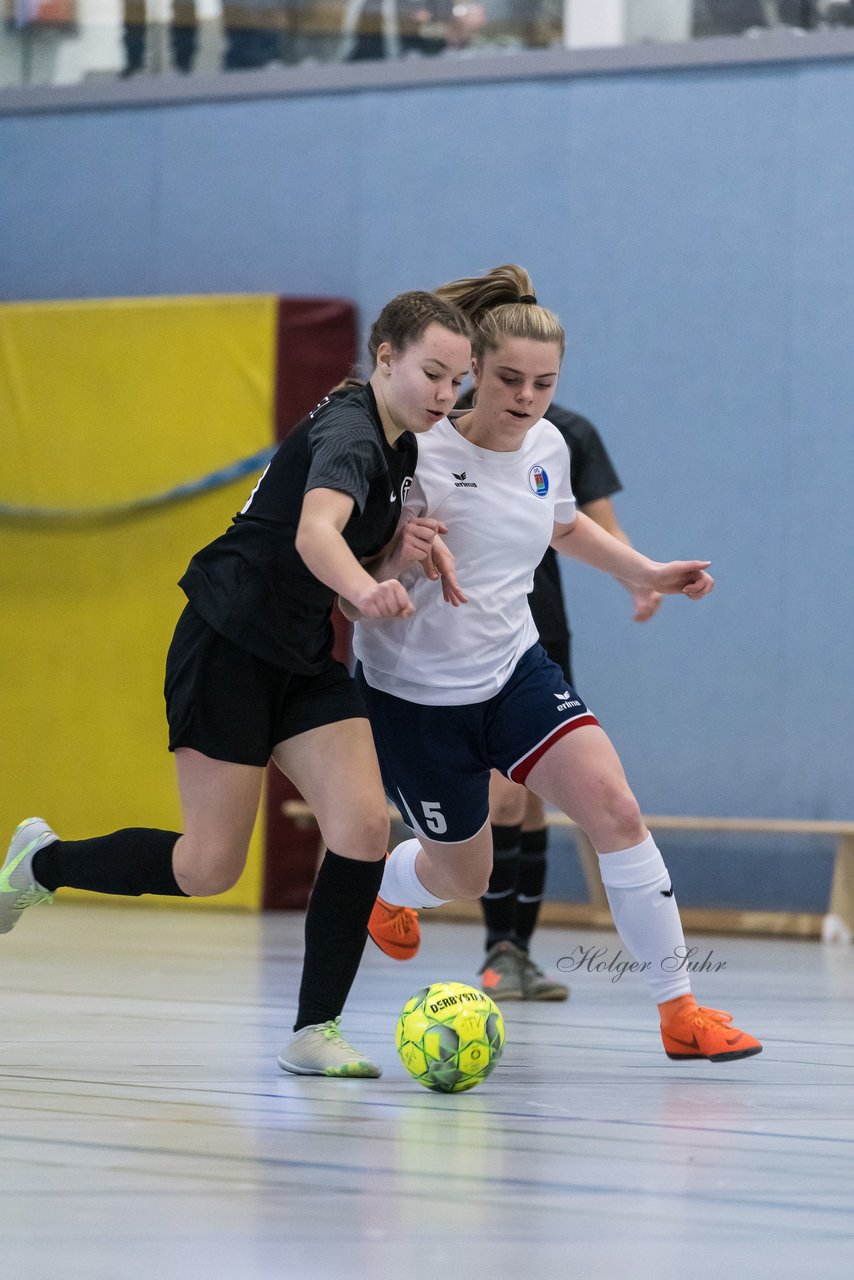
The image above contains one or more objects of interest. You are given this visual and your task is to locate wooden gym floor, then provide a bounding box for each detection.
[2,903,853,1279]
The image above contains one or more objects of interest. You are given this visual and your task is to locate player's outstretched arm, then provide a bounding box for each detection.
[581,495,662,622]
[551,510,714,599]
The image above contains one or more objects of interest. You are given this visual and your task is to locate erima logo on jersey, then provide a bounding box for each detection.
[555,690,581,712]
[453,471,478,488]
[528,465,549,497]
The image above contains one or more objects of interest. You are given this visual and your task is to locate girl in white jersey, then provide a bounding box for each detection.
[353,265,761,1064]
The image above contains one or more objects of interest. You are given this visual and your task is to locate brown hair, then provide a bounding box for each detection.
[333,290,472,391]
[435,264,566,362]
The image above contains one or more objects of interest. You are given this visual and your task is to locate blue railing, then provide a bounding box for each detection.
[0,446,276,524]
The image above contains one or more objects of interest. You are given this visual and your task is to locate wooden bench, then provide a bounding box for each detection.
[280,801,854,940]
[550,813,854,941]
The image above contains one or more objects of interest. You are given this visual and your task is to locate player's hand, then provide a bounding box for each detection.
[429,535,469,607]
[396,517,449,574]
[631,587,663,622]
[650,561,714,599]
[354,579,415,619]
[397,521,468,606]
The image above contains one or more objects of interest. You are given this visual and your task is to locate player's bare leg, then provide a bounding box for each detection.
[172,749,264,895]
[2,750,264,934]
[368,820,494,961]
[525,725,762,1061]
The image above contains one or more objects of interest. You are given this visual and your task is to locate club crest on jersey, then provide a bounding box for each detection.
[400,476,413,504]
[528,465,549,497]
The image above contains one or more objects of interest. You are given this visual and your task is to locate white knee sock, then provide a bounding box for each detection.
[597,835,692,1003]
[380,838,449,909]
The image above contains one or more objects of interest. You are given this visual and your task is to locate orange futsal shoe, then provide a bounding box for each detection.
[367,896,420,961]
[660,1002,762,1063]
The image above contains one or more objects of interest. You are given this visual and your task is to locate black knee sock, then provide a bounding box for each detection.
[480,824,522,951]
[294,850,385,1032]
[32,829,186,896]
[514,827,548,950]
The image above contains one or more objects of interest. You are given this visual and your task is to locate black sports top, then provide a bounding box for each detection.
[179,383,417,672]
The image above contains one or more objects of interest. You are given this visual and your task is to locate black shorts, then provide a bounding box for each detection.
[164,604,367,766]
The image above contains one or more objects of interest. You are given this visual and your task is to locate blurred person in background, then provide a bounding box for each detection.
[342,1,486,61]
[121,0,198,77]
[222,0,285,69]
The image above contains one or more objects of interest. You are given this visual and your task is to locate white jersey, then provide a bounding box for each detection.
[354,414,576,704]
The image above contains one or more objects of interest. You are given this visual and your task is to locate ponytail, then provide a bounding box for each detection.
[435,264,565,361]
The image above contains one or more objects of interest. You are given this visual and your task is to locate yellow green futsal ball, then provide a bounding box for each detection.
[395,982,505,1093]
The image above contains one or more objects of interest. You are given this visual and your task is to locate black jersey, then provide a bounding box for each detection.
[179,383,417,672]
[529,405,622,647]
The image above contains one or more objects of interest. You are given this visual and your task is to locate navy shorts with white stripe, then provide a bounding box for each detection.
[356,643,598,845]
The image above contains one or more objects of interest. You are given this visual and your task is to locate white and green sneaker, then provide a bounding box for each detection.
[277,1018,382,1078]
[0,818,56,935]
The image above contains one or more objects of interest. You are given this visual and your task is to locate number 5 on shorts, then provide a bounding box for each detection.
[421,801,447,835]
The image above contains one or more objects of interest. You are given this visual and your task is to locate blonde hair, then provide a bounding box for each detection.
[435,264,565,362]
[332,290,472,392]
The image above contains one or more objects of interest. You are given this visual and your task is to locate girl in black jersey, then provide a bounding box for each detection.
[1,290,472,1078]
